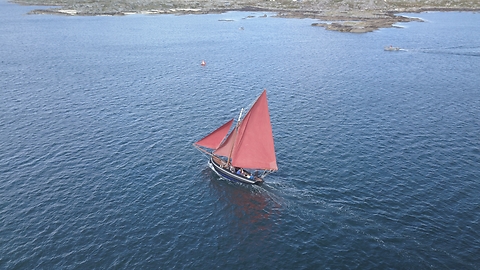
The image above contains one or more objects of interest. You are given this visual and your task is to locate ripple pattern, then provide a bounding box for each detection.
[1,5,480,269]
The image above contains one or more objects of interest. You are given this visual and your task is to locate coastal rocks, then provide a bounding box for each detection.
[311,14,421,33]
[28,9,126,16]
[275,10,423,33]
[16,0,474,33]
[28,8,206,16]
[312,19,397,33]
[311,22,373,33]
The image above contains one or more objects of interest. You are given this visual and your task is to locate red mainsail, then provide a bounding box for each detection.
[214,90,277,171]
[194,119,233,150]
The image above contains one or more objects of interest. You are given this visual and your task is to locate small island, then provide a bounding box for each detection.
[12,0,480,33]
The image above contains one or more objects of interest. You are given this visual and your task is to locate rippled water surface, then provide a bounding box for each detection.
[1,2,480,268]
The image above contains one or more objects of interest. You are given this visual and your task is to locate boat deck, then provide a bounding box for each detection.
[211,156,263,184]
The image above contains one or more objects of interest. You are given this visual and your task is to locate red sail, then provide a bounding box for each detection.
[215,90,277,170]
[213,127,235,157]
[194,119,233,150]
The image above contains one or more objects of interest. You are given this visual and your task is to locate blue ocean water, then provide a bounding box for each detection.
[1,1,480,268]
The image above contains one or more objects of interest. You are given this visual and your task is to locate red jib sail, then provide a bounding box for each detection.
[194,119,233,149]
[214,90,277,171]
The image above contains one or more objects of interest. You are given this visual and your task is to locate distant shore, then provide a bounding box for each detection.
[12,0,480,33]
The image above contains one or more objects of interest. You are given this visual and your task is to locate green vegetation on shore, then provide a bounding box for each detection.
[12,0,480,32]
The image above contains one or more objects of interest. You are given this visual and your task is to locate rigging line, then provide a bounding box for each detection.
[193,144,214,158]
[238,90,264,122]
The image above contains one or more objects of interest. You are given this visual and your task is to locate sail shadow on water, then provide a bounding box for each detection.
[205,171,283,237]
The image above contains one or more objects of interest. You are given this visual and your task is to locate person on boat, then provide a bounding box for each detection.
[236,168,243,175]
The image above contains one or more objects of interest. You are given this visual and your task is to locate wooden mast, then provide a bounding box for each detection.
[226,108,243,166]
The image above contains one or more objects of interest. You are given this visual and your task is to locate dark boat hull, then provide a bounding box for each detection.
[208,157,263,185]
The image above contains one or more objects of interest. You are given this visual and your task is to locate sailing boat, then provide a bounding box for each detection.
[193,89,277,185]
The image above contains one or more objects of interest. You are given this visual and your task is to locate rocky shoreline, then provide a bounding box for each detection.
[12,0,480,33]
